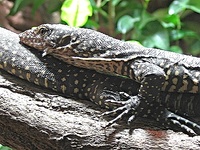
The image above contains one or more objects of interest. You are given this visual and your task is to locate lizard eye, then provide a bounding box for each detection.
[38,27,50,36]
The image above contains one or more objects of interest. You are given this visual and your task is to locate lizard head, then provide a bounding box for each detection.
[19,24,133,58]
[19,24,77,55]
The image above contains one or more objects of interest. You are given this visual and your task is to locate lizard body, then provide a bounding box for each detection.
[19,24,200,94]
[1,27,199,135]
[19,24,200,119]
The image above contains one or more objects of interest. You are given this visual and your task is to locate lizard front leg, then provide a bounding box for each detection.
[100,91,200,136]
[98,61,167,126]
[130,61,166,102]
[96,61,166,123]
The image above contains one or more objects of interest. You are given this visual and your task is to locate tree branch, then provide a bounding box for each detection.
[0,68,200,149]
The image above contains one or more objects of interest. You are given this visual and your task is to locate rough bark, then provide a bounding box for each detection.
[0,70,200,150]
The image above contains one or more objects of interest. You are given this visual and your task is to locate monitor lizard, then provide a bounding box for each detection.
[19,24,200,129]
[1,26,199,135]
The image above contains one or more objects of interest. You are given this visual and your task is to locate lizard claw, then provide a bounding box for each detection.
[170,119,196,136]
[102,90,138,107]
[167,113,200,136]
[102,95,141,127]
[151,105,200,136]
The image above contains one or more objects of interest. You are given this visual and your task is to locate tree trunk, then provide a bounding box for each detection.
[0,69,200,150]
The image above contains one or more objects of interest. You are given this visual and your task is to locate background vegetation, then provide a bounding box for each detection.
[0,144,11,150]
[9,0,200,56]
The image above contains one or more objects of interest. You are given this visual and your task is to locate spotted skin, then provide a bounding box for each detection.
[1,28,200,135]
[19,24,200,124]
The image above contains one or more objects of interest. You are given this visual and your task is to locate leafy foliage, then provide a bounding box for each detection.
[0,144,12,150]
[61,0,93,27]
[9,0,45,15]
[10,0,200,55]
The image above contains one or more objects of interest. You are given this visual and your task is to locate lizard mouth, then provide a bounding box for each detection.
[19,29,48,50]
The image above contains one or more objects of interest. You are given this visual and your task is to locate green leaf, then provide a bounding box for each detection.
[46,0,63,13]
[170,30,197,41]
[137,11,155,30]
[143,29,169,50]
[186,0,200,13]
[162,14,180,28]
[142,38,155,48]
[169,45,183,53]
[153,8,168,19]
[168,0,188,15]
[9,0,32,15]
[153,30,169,49]
[117,15,139,34]
[169,0,200,14]
[112,0,121,6]
[153,9,180,28]
[0,144,12,150]
[190,40,200,55]
[61,0,93,27]
[32,0,45,15]
[126,40,143,46]
[85,19,99,28]
[10,0,45,15]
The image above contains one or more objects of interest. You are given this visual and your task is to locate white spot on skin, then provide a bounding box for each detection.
[74,80,79,85]
[61,77,66,82]
[162,81,169,91]
[74,73,78,77]
[178,79,188,92]
[175,71,179,76]
[34,78,39,85]
[25,66,30,70]
[107,45,112,48]
[44,78,48,87]
[195,72,200,78]
[89,40,93,44]
[192,78,199,85]
[60,85,67,93]
[190,85,198,93]
[3,61,7,67]
[58,69,62,73]
[82,84,86,87]
[172,78,178,85]
[159,62,164,67]
[26,57,32,61]
[11,69,16,74]
[74,88,79,93]
[84,92,88,97]
[12,51,17,54]
[98,100,102,106]
[167,70,171,75]
[26,73,31,81]
[11,58,16,62]
[165,75,169,80]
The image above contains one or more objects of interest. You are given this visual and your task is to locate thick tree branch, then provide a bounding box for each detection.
[0,69,200,149]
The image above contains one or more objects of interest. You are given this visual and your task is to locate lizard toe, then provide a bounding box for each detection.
[167,113,200,136]
[102,95,141,127]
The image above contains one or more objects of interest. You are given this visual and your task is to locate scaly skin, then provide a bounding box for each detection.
[17,25,199,135]
[19,24,200,117]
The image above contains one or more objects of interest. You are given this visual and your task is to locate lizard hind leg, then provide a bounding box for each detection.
[167,112,200,136]
[151,105,200,136]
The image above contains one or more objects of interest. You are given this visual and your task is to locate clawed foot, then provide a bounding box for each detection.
[100,90,200,136]
[152,105,200,136]
[167,112,200,136]
[101,91,141,127]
